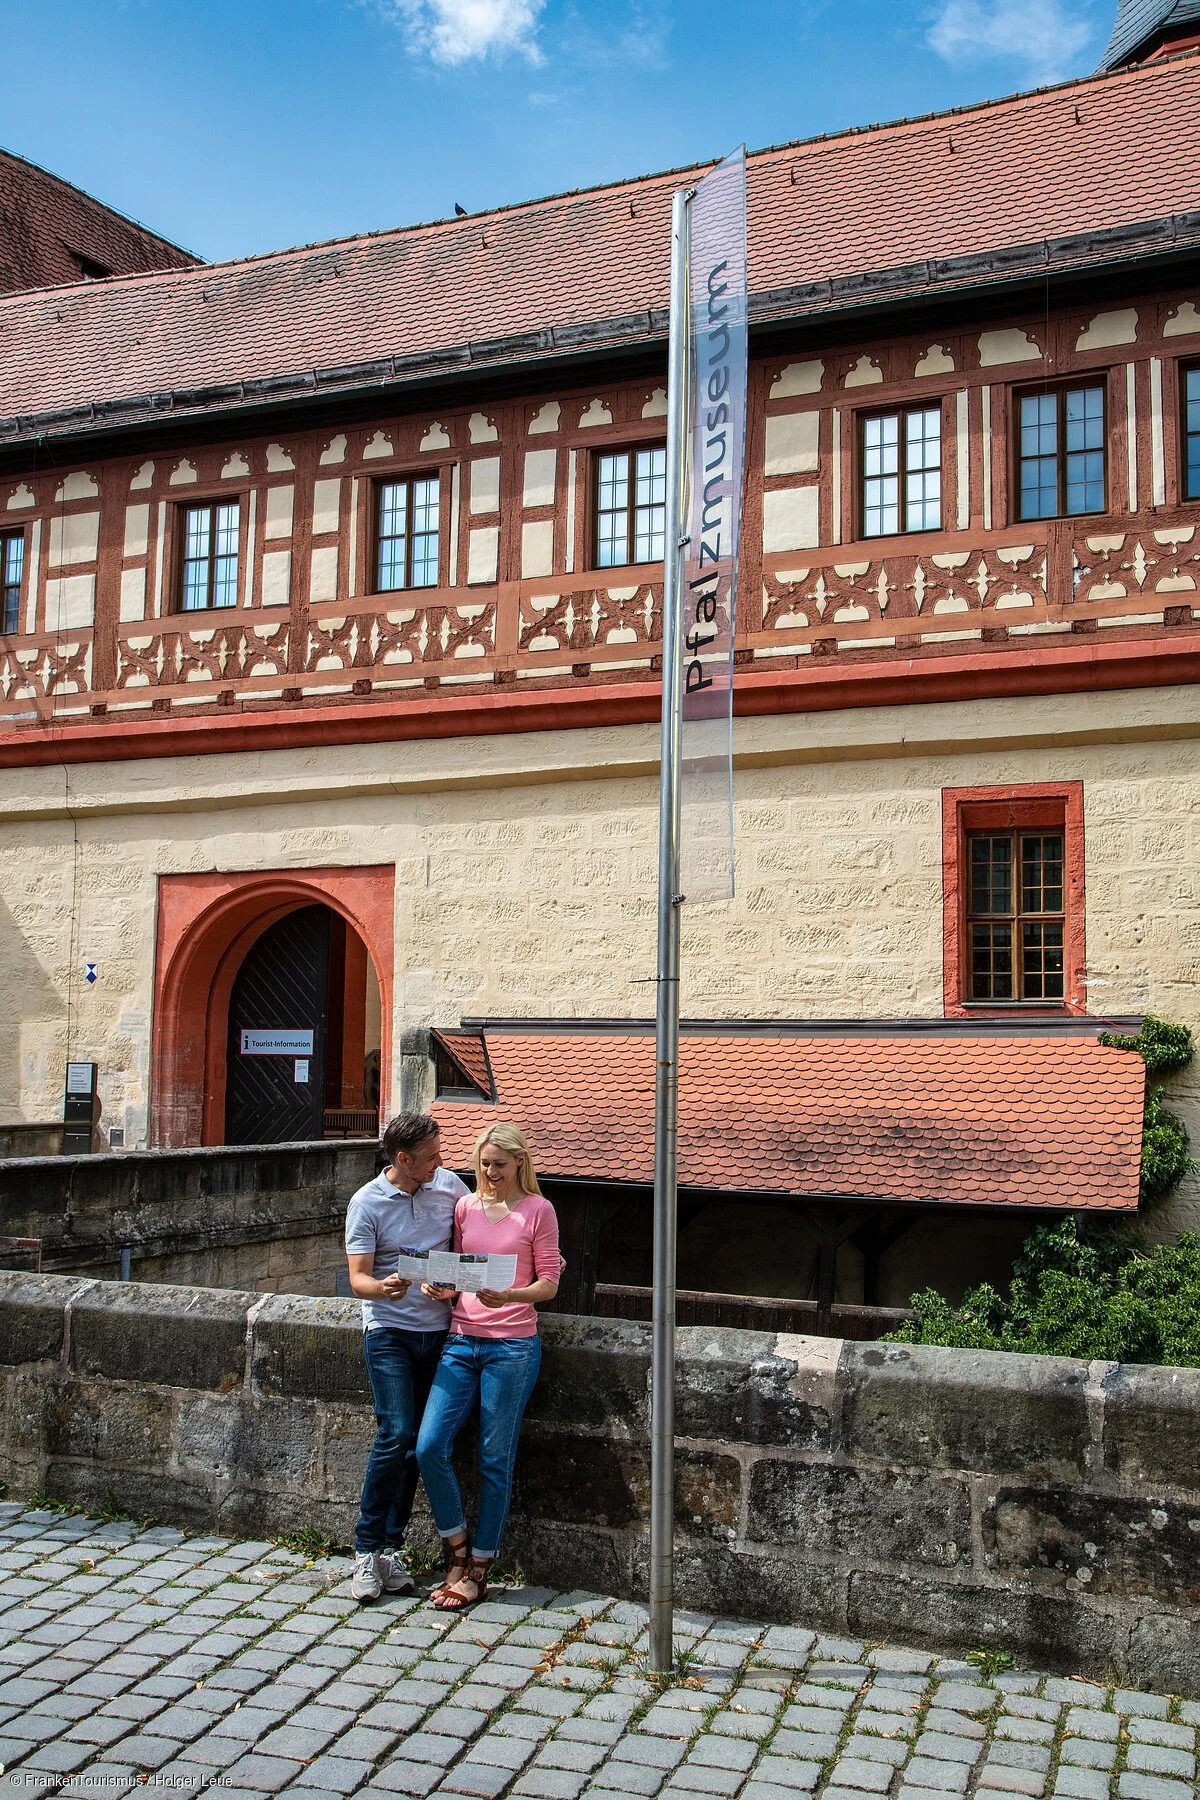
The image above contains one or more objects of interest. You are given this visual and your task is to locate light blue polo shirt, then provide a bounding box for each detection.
[344,1163,468,1332]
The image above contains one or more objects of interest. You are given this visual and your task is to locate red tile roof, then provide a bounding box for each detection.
[2,53,1199,435]
[0,148,198,296]
[432,1029,1145,1211]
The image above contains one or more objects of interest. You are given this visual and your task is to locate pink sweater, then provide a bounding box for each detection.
[451,1192,560,1339]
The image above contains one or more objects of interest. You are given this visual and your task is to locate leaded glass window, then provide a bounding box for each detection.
[377,476,440,592]
[1018,385,1106,521]
[861,407,941,537]
[180,502,240,611]
[967,831,1065,1003]
[595,446,666,567]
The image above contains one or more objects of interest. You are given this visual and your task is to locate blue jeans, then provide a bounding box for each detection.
[416,1333,542,1559]
[356,1327,448,1555]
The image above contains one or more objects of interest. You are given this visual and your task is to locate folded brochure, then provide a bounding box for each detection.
[395,1248,519,1292]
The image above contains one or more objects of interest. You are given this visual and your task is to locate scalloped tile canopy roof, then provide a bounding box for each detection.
[431,1029,1146,1210]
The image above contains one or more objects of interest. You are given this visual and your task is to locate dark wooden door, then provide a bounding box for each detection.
[225,905,330,1145]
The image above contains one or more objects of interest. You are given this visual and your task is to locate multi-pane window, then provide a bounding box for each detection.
[376,476,440,591]
[1017,386,1105,520]
[1,531,24,634]
[967,832,1065,1003]
[861,408,941,537]
[1184,367,1200,502]
[595,446,666,567]
[180,502,240,611]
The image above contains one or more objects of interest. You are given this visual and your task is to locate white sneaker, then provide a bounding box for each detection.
[350,1550,383,1601]
[380,1551,416,1594]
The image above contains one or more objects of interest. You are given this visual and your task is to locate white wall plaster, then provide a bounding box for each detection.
[1076,309,1138,351]
[467,526,499,584]
[48,511,100,568]
[45,574,95,631]
[1126,364,1138,514]
[1164,301,1200,338]
[523,450,557,509]
[363,432,394,460]
[978,329,1041,367]
[521,521,555,578]
[1150,358,1166,506]
[420,422,451,452]
[264,486,295,541]
[312,479,342,537]
[448,464,461,588]
[469,413,499,444]
[261,550,292,607]
[579,399,613,427]
[844,357,882,388]
[129,462,154,491]
[119,568,147,622]
[916,345,954,377]
[309,546,339,604]
[764,413,819,476]
[6,484,34,510]
[641,389,668,418]
[770,360,823,398]
[956,391,970,531]
[221,453,250,479]
[124,505,150,559]
[266,445,295,472]
[763,488,820,553]
[471,458,501,515]
[169,460,198,486]
[528,401,560,435]
[55,471,99,502]
[320,434,348,465]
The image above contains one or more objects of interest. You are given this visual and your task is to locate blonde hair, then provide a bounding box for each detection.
[472,1122,543,1198]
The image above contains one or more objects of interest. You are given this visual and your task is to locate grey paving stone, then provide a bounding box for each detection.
[99,1731,180,1770]
[287,1752,377,1792]
[589,1762,669,1796]
[902,1757,971,1793]
[928,1684,993,1714]
[367,1760,446,1794]
[1116,1781,1196,1800]
[427,1707,492,1742]
[559,1720,629,1747]
[1125,1744,1195,1779]
[739,1784,820,1800]
[974,1766,1046,1797]
[517,1688,587,1719]
[611,1738,688,1771]
[403,1731,477,1764]
[64,1713,135,1746]
[1176,1702,1200,1727]
[222,1750,306,1790]
[1065,1709,1120,1740]
[1050,1771,1110,1800]
[844,1735,910,1766]
[17,1739,96,1775]
[512,1770,591,1800]
[493,1714,556,1743]
[336,1723,402,1760]
[987,1743,1052,1773]
[255,1723,343,1760]
[996,1718,1057,1745]
[441,1761,516,1797]
[638,1708,702,1740]
[1127,1720,1194,1750]
[791,1685,854,1714]
[686,1736,758,1773]
[917,1730,984,1761]
[824,1758,893,1793]
[750,1759,823,1792]
[472,1734,541,1772]
[1060,1739,1118,1770]
[1114,1693,1171,1721]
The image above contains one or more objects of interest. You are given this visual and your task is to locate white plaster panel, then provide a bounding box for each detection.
[1150,357,1166,506]
[124,504,150,559]
[763,488,820,553]
[579,399,612,427]
[1126,364,1138,513]
[264,485,295,540]
[169,460,198,486]
[956,390,969,531]
[642,389,668,418]
[266,444,295,472]
[565,450,577,574]
[831,410,841,547]
[309,545,339,604]
[119,568,147,622]
[528,401,559,435]
[449,465,461,587]
[521,520,554,578]
[6,484,33,510]
[916,344,954,376]
[421,422,451,451]
[467,526,499,585]
[363,432,393,460]
[48,511,100,568]
[348,479,359,596]
[471,458,501,515]
[221,452,250,479]
[45,574,95,631]
[55,471,98,502]
[1164,300,1200,337]
[24,519,40,633]
[312,479,342,536]
[770,360,823,397]
[152,502,166,618]
[978,329,1041,367]
[1076,309,1138,350]
[129,461,154,491]
[261,550,292,607]
[320,434,348,465]
[844,356,882,388]
[764,412,819,476]
[523,449,557,509]
[469,413,498,444]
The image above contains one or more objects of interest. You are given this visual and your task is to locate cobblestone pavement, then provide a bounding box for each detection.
[0,1506,1194,1800]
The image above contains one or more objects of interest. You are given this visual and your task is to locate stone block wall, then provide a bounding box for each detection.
[1,1273,1198,1693]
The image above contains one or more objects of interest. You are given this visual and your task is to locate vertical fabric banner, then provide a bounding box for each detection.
[680,146,748,902]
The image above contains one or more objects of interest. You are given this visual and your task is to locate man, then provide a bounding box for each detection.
[344,1111,467,1602]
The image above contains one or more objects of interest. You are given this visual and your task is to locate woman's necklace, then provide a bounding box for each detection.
[480,1191,515,1223]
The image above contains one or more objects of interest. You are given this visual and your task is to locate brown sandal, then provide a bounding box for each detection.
[429,1535,469,1605]
[432,1553,489,1613]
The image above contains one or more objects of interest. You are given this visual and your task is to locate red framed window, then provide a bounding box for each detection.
[942,784,1085,1015]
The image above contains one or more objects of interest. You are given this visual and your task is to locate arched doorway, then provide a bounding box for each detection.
[150,865,395,1148]
[224,904,382,1145]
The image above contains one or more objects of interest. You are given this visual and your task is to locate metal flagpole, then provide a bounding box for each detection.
[650,184,693,1676]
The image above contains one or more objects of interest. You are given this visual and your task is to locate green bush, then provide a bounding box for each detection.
[1099,1014,1196,1203]
[886,1218,1200,1366]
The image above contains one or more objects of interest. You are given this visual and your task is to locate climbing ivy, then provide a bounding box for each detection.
[1099,1014,1197,1204]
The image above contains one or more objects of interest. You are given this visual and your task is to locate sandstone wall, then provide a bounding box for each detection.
[2,683,1199,1230]
[1,1273,1198,1693]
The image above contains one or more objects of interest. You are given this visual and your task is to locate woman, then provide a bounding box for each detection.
[416,1122,559,1611]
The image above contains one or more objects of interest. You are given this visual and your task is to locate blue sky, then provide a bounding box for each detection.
[3,0,1115,264]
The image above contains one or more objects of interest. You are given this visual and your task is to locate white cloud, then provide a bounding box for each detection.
[927,0,1095,81]
[380,0,546,64]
